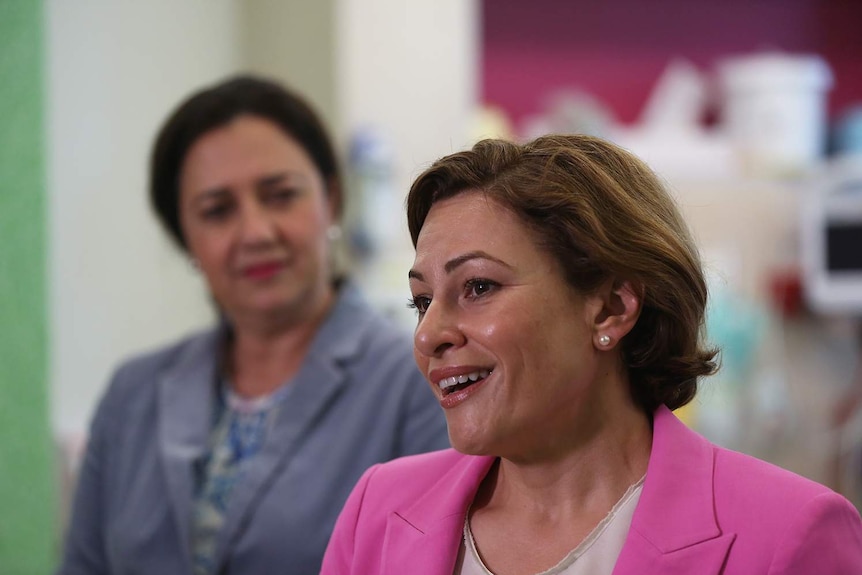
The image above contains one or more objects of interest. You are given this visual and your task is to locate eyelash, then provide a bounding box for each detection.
[407,278,500,316]
[201,204,232,221]
[464,278,498,299]
[198,188,300,221]
[406,296,430,315]
[266,188,300,204]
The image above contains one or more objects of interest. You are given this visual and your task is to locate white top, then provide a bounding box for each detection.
[455,477,644,575]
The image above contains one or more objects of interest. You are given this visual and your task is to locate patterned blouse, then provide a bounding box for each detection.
[190,382,292,575]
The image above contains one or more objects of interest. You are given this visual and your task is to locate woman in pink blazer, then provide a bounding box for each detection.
[322,135,862,575]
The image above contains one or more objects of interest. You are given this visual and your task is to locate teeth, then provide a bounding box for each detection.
[437,369,491,390]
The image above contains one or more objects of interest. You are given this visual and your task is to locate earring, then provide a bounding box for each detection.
[598,334,611,347]
[326,225,342,241]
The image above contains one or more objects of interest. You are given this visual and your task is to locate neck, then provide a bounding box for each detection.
[482,392,652,524]
[226,288,336,397]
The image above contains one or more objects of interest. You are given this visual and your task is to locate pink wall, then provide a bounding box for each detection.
[483,0,862,132]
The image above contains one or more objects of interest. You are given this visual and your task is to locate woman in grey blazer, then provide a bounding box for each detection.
[56,76,449,575]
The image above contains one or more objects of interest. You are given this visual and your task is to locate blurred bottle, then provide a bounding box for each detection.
[347,126,399,265]
[697,278,769,450]
[718,52,833,178]
[834,104,862,156]
[346,126,418,327]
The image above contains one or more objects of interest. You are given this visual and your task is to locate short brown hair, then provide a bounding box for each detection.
[406,134,718,412]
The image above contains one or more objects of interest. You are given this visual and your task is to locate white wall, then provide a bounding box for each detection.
[241,1,340,135]
[338,0,479,185]
[336,0,480,323]
[47,1,240,436]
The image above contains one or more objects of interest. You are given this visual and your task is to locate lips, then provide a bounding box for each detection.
[428,366,494,409]
[241,261,285,280]
[437,369,492,396]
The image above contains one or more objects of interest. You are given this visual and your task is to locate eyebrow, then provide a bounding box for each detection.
[408,250,512,281]
[258,172,308,188]
[193,171,308,201]
[193,187,230,204]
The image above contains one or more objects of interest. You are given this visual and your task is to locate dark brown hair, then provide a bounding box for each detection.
[150,75,341,250]
[406,134,718,412]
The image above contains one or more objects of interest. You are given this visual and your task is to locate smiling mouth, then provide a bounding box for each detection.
[437,369,492,396]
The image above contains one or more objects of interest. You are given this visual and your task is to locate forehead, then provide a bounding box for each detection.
[180,115,319,191]
[413,191,544,268]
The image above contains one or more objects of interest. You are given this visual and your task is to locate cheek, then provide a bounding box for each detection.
[187,233,231,276]
[306,191,335,224]
[491,316,566,390]
[413,346,429,374]
[479,312,540,357]
[284,206,330,248]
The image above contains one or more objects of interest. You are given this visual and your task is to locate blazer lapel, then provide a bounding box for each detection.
[211,351,350,567]
[369,406,734,575]
[158,328,221,570]
[613,530,734,575]
[381,456,496,575]
[212,285,368,568]
[613,407,735,575]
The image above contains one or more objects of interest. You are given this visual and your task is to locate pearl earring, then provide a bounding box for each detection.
[326,225,342,241]
[598,334,611,347]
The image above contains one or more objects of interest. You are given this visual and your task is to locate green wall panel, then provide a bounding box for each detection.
[0,1,58,573]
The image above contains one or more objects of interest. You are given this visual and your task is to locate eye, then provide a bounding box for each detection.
[407,295,431,315]
[464,278,499,299]
[200,202,233,221]
[265,187,300,206]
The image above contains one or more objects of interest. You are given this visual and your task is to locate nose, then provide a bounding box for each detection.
[238,199,277,246]
[414,300,466,359]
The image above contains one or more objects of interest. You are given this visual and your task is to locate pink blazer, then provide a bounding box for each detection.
[322,406,862,574]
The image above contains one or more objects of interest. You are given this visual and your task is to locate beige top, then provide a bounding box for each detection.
[454,477,644,575]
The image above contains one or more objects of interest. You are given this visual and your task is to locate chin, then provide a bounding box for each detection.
[448,431,495,457]
[452,445,492,457]
[246,291,302,313]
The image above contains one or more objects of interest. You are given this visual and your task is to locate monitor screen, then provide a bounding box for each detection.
[827,223,862,272]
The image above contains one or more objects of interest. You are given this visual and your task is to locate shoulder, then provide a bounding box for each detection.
[650,406,859,534]
[322,285,420,382]
[654,406,840,512]
[712,444,862,537]
[712,445,862,570]
[340,286,414,352]
[712,444,839,512]
[97,326,217,411]
[642,408,862,570]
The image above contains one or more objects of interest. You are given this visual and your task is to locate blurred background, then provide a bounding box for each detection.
[3,0,862,572]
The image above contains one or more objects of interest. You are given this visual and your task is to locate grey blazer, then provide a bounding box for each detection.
[56,284,449,575]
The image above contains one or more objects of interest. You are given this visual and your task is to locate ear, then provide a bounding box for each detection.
[591,279,642,350]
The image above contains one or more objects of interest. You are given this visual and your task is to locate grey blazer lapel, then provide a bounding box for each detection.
[211,352,350,567]
[211,285,367,569]
[158,328,221,568]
